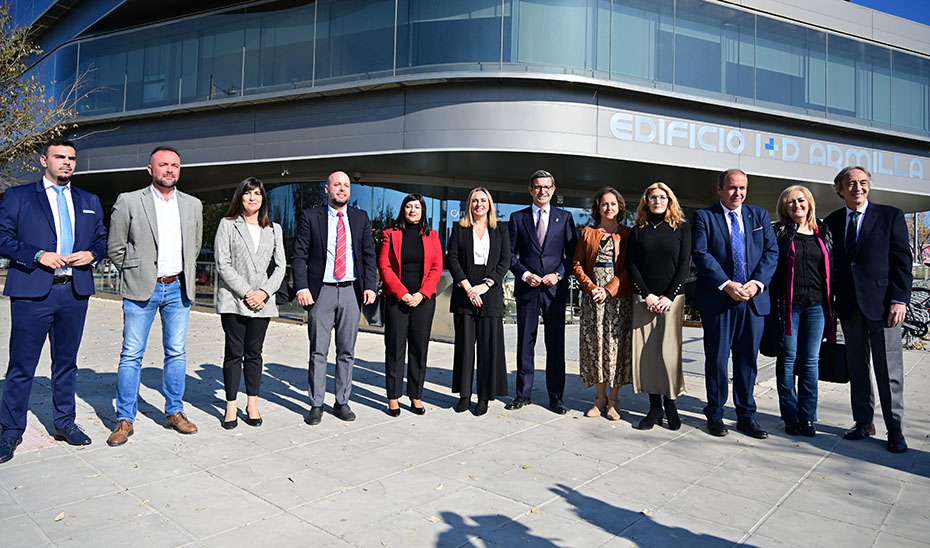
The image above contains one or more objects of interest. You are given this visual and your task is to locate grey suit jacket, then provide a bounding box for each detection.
[108,185,203,301]
[214,217,286,317]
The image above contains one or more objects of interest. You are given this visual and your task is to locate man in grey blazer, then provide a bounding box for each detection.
[105,146,203,446]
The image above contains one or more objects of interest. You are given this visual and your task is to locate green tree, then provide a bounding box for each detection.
[0,5,79,190]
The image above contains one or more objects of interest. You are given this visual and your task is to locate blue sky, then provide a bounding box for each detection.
[851,0,930,26]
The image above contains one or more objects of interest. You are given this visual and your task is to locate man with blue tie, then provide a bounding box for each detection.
[506,170,578,414]
[292,171,377,425]
[692,169,777,439]
[825,166,911,454]
[0,139,107,463]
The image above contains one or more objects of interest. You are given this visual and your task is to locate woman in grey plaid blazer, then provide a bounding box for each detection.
[214,177,286,429]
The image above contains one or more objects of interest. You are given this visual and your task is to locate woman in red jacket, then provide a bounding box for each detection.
[378,194,443,416]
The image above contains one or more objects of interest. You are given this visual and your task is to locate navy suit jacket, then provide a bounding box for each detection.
[0,180,107,298]
[824,202,912,322]
[691,203,777,316]
[291,204,377,305]
[508,206,578,304]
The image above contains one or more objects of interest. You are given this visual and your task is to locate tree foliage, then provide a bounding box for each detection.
[0,4,79,189]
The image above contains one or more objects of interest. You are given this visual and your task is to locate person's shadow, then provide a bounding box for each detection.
[436,511,561,548]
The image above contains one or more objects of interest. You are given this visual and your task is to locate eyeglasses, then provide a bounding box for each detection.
[647,195,668,202]
[532,185,554,193]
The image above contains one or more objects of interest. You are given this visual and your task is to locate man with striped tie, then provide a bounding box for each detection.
[691,169,778,439]
[0,139,107,463]
[292,171,377,425]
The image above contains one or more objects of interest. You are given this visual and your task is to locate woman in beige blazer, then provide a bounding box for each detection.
[215,177,286,429]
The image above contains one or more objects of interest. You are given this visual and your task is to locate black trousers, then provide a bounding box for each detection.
[384,296,436,399]
[220,314,270,400]
[452,313,508,401]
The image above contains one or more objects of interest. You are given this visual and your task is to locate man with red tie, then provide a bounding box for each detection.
[292,171,377,425]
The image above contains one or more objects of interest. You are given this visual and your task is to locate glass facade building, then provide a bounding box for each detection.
[36,0,927,136]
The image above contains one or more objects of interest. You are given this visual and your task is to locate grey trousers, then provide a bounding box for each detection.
[307,284,360,408]
[840,306,905,432]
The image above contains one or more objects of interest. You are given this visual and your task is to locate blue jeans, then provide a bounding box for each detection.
[115,280,191,421]
[776,302,826,424]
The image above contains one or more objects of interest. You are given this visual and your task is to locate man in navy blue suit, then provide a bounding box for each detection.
[506,170,578,414]
[292,171,377,425]
[825,166,911,454]
[692,169,777,439]
[0,139,107,463]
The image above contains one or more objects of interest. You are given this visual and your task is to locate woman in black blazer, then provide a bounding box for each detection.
[446,188,511,416]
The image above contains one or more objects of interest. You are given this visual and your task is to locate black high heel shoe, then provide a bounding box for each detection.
[222,411,238,430]
[244,413,263,427]
[664,397,681,430]
[411,403,426,415]
[387,406,401,417]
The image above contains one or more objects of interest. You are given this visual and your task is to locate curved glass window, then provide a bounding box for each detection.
[892,51,930,133]
[315,0,395,84]
[756,17,825,115]
[611,0,673,86]
[827,35,891,126]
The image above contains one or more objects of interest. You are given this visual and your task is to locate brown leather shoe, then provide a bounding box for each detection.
[165,412,198,435]
[106,419,134,447]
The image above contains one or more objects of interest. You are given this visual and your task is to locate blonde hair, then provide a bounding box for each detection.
[459,187,498,229]
[776,185,817,227]
[634,182,685,229]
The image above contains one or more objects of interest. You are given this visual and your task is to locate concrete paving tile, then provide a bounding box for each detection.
[413,486,533,530]
[0,485,26,520]
[588,469,691,508]
[881,504,930,543]
[468,467,569,507]
[55,513,196,547]
[242,424,331,452]
[896,481,930,509]
[320,449,408,486]
[78,439,203,488]
[419,442,543,484]
[29,491,159,542]
[780,483,892,529]
[128,473,279,538]
[207,451,311,486]
[482,510,615,547]
[695,467,792,505]
[873,532,930,548]
[0,445,71,468]
[801,459,905,504]
[753,507,878,547]
[722,449,821,482]
[742,534,796,548]
[0,514,52,548]
[529,448,617,483]
[276,437,355,467]
[616,508,745,548]
[340,508,462,548]
[362,468,470,505]
[202,512,351,547]
[542,483,647,535]
[145,432,271,470]
[0,455,120,513]
[619,453,720,485]
[289,487,401,537]
[245,466,351,509]
[662,484,772,531]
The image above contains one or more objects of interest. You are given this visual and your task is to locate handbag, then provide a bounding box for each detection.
[759,313,781,358]
[362,287,384,327]
[267,225,296,306]
[818,339,849,383]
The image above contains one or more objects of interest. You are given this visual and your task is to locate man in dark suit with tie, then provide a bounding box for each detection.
[0,138,107,463]
[506,170,578,414]
[292,171,377,425]
[824,166,911,453]
[692,169,777,439]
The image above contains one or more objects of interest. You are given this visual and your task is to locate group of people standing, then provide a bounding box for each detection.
[0,139,913,465]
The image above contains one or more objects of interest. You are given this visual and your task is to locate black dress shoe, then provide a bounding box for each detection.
[54,423,92,446]
[799,421,816,438]
[505,396,531,410]
[736,419,769,439]
[887,429,908,454]
[387,407,401,417]
[549,399,569,415]
[411,405,426,416]
[221,418,238,430]
[843,422,875,440]
[707,418,728,437]
[0,437,21,463]
[474,400,489,416]
[784,422,801,436]
[637,407,664,430]
[455,397,470,413]
[304,407,323,426]
[332,404,356,422]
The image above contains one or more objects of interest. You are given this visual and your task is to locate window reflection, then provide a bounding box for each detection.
[315,0,395,83]
[396,0,504,73]
[891,51,930,133]
[612,0,673,86]
[756,17,826,115]
[827,35,891,125]
[675,0,754,100]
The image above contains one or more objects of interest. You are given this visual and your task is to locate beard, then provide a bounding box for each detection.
[55,174,70,183]
[330,197,348,208]
[153,176,177,189]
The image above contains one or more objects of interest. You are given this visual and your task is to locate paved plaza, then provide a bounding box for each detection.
[0,295,928,548]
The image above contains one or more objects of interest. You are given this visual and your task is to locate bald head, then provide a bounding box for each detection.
[325,171,351,209]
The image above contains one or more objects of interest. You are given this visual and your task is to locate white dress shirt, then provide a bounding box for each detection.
[473,227,490,266]
[43,176,75,276]
[323,205,356,283]
[246,222,262,253]
[151,186,184,277]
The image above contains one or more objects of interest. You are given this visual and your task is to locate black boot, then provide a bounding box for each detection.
[664,396,681,430]
[638,394,664,430]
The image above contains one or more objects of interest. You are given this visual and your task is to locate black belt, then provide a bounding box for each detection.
[323,281,353,288]
[52,276,72,285]
[594,262,614,267]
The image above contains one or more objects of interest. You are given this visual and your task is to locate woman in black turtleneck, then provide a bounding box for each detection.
[377,194,443,416]
[627,182,691,430]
